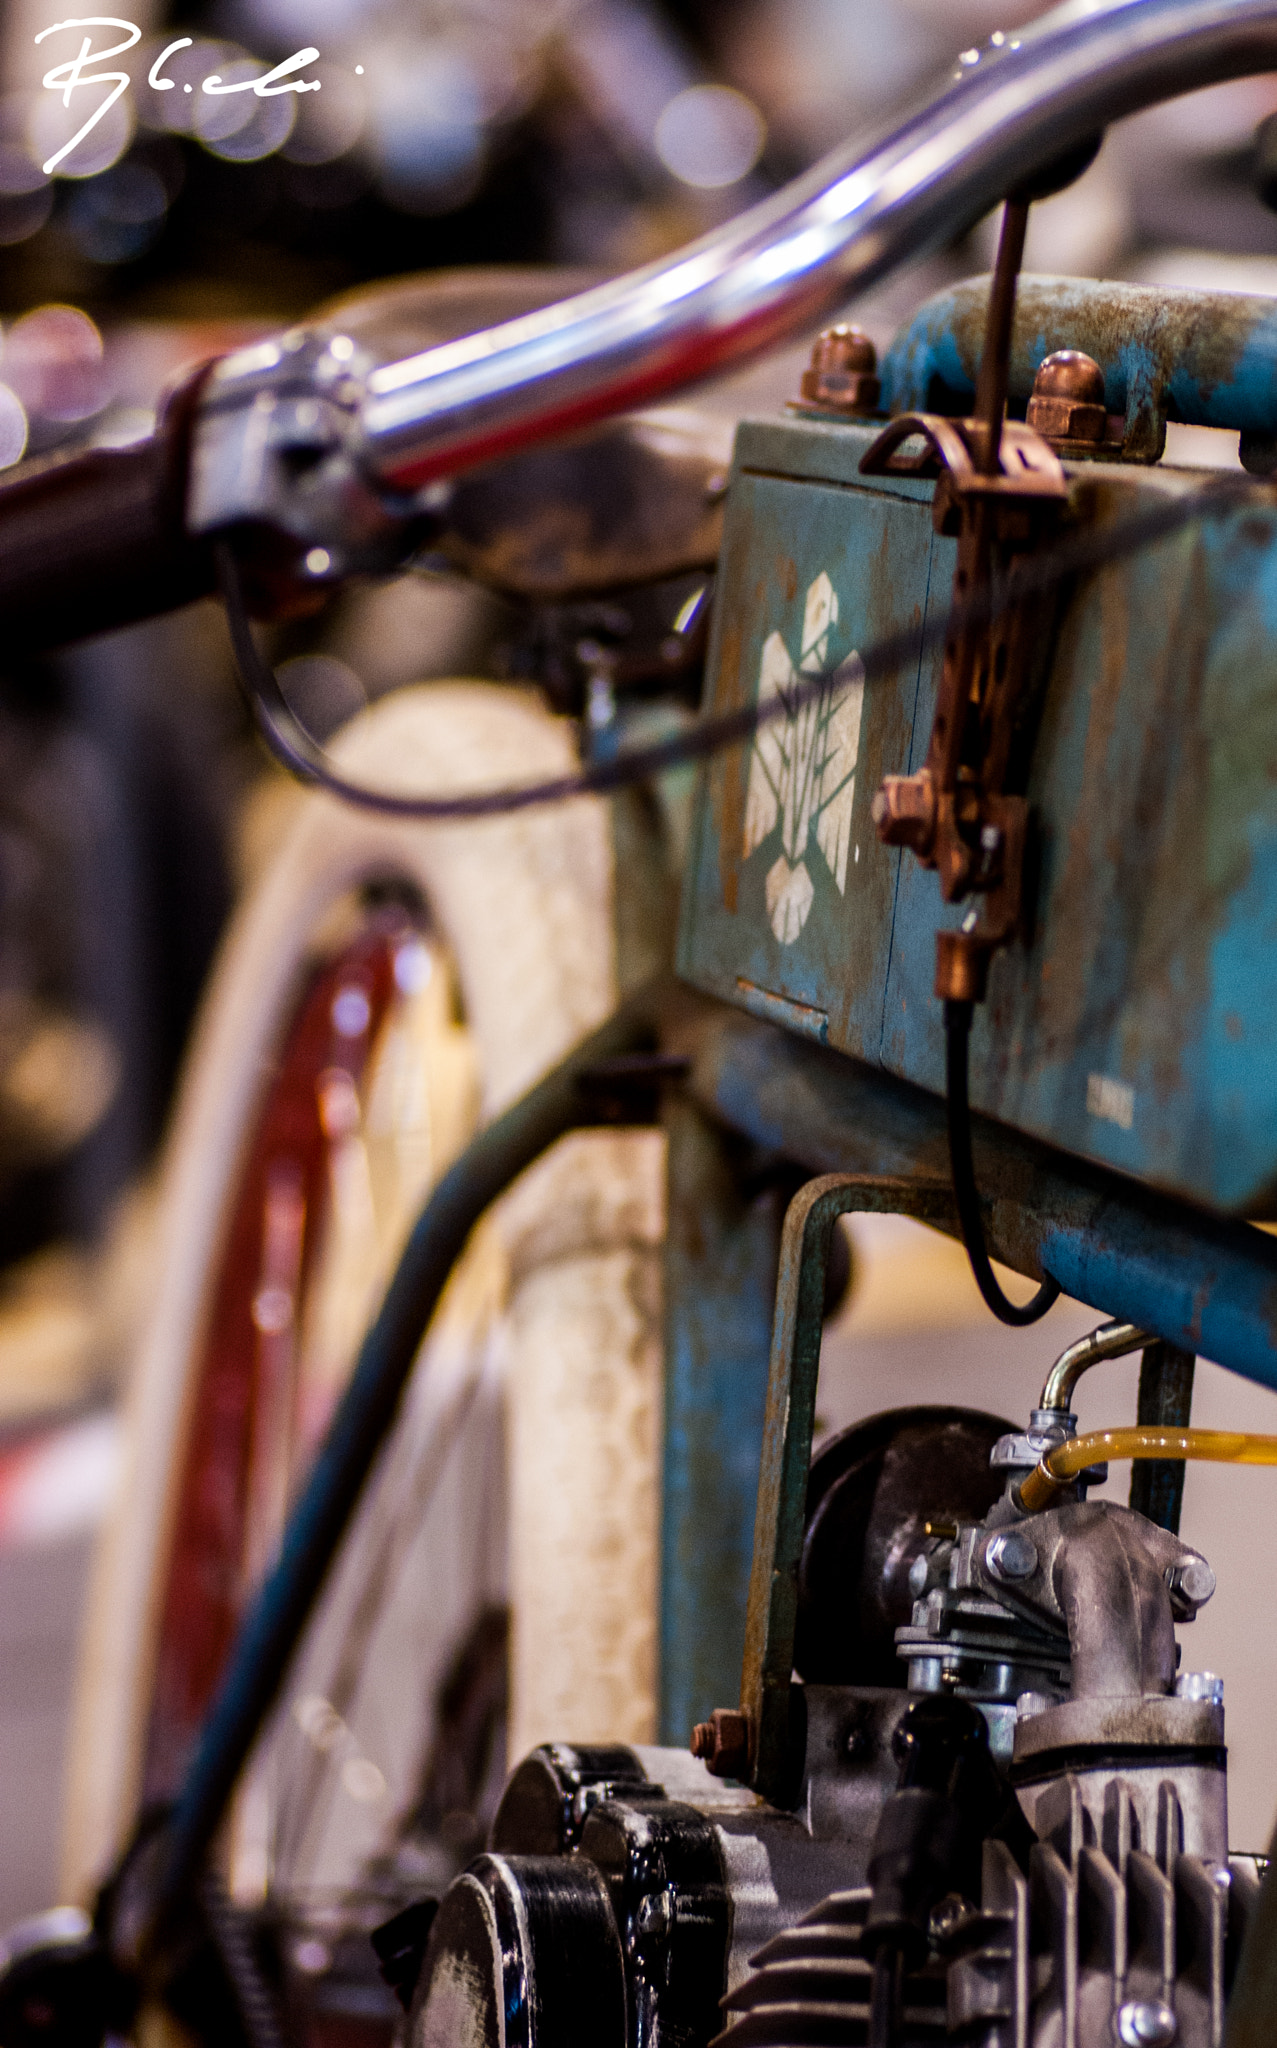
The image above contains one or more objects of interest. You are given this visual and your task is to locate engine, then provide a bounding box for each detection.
[388,1386,1262,2048]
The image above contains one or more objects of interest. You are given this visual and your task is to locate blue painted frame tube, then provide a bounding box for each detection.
[660,1098,780,1745]
[690,1013,1277,1392]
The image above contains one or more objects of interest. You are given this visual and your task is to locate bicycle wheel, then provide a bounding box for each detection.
[61,682,664,1932]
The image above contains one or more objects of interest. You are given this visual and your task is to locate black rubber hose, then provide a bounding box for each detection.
[126,986,661,1966]
[944,998,1060,1326]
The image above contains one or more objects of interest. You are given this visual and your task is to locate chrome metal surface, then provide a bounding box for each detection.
[188,2,1277,547]
[347,0,1277,491]
[1040,1319,1149,1416]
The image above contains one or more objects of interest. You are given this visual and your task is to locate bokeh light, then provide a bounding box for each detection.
[282,64,366,167]
[1,307,105,425]
[27,84,134,182]
[653,84,766,189]
[364,40,488,213]
[193,56,298,163]
[0,385,28,469]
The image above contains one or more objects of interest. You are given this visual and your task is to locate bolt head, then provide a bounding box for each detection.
[1166,1556,1217,1608]
[908,1553,929,1597]
[1175,1669,1224,1705]
[871,770,936,852]
[1117,1999,1178,2046]
[799,325,881,414]
[690,1707,751,1778]
[986,1530,1038,1581]
[811,324,877,375]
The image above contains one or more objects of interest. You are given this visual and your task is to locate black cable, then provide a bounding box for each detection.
[215,474,1247,822]
[944,997,1060,1325]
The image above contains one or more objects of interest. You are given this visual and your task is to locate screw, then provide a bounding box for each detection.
[690,1708,751,1779]
[908,1554,930,1597]
[986,1530,1038,1581]
[1116,1999,1178,2046]
[1166,1556,1217,1609]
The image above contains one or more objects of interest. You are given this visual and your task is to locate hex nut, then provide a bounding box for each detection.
[871,769,936,852]
[986,1530,1038,1582]
[1026,349,1109,449]
[1175,1669,1224,1705]
[689,1707,752,1778]
[1165,1556,1217,1609]
[799,325,881,414]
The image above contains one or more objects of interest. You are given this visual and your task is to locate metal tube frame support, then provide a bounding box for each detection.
[688,1012,1277,1392]
[660,1097,783,1746]
[122,988,662,1966]
[741,1174,958,1804]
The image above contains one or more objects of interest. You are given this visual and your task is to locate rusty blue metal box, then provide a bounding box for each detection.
[676,412,1277,1214]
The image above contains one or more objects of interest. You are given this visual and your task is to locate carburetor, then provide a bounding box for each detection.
[393,1328,1261,2048]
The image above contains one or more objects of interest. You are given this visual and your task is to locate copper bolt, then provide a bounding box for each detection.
[689,1707,752,1779]
[799,325,881,416]
[934,928,991,1005]
[1026,349,1109,450]
[871,769,937,855]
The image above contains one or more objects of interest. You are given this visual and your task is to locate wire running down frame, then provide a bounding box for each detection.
[945,997,1060,1326]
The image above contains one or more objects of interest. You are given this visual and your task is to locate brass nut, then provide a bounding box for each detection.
[934,929,990,1005]
[689,1707,752,1779]
[871,770,936,853]
[799,325,881,415]
[1026,349,1109,449]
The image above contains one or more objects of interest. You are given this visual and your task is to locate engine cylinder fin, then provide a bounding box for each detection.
[713,1887,948,2046]
[945,1786,1260,2046]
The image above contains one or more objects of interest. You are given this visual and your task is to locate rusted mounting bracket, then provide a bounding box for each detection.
[862,407,1066,1005]
[859,410,1066,504]
[861,181,1070,1008]
[737,1174,957,1803]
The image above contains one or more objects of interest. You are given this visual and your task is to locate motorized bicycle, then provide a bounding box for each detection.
[6,2,1277,2043]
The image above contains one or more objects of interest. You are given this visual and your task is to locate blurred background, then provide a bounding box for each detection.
[0,0,1276,1931]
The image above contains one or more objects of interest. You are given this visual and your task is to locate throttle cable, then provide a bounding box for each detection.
[215,475,1249,822]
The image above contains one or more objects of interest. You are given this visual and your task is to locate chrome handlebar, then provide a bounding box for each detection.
[188,0,1277,570]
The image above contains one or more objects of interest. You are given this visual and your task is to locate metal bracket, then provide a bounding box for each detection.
[863,407,1066,1005]
[863,192,1069,1008]
[740,1173,956,1802]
